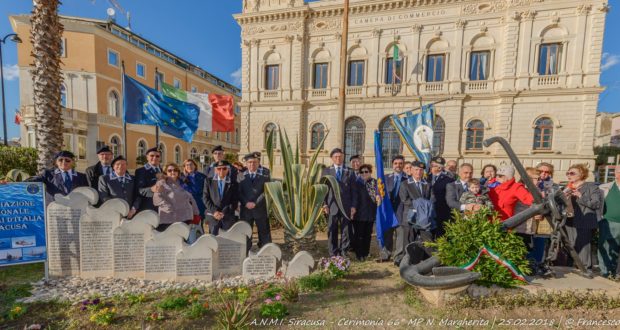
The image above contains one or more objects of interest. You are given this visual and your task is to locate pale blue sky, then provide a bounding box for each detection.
[1,0,619,140]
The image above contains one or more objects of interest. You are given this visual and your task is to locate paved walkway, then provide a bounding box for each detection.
[524,267,620,296]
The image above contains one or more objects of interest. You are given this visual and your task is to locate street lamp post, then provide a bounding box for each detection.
[0,33,22,146]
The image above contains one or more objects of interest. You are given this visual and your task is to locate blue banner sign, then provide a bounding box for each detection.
[0,183,46,266]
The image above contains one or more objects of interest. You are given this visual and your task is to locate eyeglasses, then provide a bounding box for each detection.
[215,167,228,171]
[166,169,179,173]
[360,170,371,174]
[566,171,578,176]
[57,158,72,163]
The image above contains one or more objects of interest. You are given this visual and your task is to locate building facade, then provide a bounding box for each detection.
[10,15,241,171]
[235,0,608,173]
[594,112,620,148]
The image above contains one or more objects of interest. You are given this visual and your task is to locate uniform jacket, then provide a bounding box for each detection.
[399,177,432,226]
[153,179,199,225]
[203,176,239,223]
[321,165,358,217]
[430,172,455,222]
[134,164,161,211]
[85,162,112,191]
[488,178,534,221]
[98,172,141,210]
[27,168,88,202]
[238,171,269,220]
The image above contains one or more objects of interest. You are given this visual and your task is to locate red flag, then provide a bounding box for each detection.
[14,111,22,125]
[208,94,234,132]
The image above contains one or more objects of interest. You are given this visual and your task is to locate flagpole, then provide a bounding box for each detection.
[336,0,350,149]
[392,97,453,118]
[121,60,128,157]
[154,67,161,148]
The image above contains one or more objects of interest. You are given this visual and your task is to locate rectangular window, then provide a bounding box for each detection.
[347,60,365,86]
[78,136,87,160]
[60,38,66,57]
[27,127,36,148]
[426,54,445,82]
[265,65,280,90]
[538,44,561,75]
[191,85,197,93]
[107,49,119,67]
[173,78,181,89]
[226,132,230,142]
[313,63,328,89]
[470,51,490,81]
[385,58,403,84]
[63,133,74,153]
[136,62,146,79]
[156,71,165,85]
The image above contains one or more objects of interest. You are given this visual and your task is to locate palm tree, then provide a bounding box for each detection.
[30,0,64,171]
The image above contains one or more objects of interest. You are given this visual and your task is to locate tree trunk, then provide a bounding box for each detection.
[30,0,64,172]
[283,228,317,259]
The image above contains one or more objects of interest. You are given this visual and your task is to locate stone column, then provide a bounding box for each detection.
[410,24,422,95]
[500,12,522,91]
[515,10,535,90]
[450,19,467,94]
[285,34,295,101]
[241,39,252,102]
[568,5,591,88]
[493,94,516,155]
[584,4,609,87]
[370,28,382,98]
[251,39,261,102]
[291,34,306,101]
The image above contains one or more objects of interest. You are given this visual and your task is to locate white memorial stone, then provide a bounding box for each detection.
[213,222,252,278]
[242,243,282,280]
[144,222,189,281]
[113,210,159,278]
[46,187,98,277]
[285,251,315,278]
[79,199,128,278]
[176,235,218,282]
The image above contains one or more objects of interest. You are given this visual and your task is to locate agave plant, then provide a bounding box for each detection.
[264,129,347,253]
[4,169,31,182]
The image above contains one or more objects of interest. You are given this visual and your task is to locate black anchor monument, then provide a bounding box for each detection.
[399,136,593,290]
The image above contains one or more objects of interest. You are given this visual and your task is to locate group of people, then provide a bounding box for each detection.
[23,144,620,279]
[27,145,273,250]
[322,150,620,280]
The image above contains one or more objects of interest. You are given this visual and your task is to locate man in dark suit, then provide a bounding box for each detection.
[428,156,455,238]
[445,163,476,214]
[134,147,161,212]
[377,155,406,262]
[239,153,271,248]
[204,160,239,235]
[394,161,432,265]
[349,154,362,177]
[205,145,238,180]
[253,151,271,179]
[322,148,358,257]
[85,146,114,191]
[27,151,88,203]
[98,156,140,218]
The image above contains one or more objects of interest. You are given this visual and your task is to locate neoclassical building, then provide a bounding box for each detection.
[235,0,609,173]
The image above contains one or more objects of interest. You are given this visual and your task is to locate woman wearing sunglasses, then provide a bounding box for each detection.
[153,163,200,233]
[563,164,603,271]
[352,164,381,261]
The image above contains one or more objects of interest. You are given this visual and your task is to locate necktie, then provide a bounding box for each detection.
[432,175,437,185]
[417,181,423,195]
[394,174,401,199]
[336,167,342,181]
[251,173,255,180]
[63,172,72,193]
[218,180,224,199]
[463,182,468,191]
[103,166,109,176]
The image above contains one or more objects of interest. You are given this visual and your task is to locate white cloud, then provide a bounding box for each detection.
[230,67,242,86]
[3,64,19,81]
[602,53,620,71]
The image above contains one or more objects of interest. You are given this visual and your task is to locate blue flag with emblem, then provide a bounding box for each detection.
[374,130,399,248]
[390,104,435,167]
[123,74,200,142]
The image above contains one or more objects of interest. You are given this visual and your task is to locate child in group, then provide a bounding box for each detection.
[459,178,494,210]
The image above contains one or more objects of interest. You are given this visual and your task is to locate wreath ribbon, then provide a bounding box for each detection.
[460,245,528,282]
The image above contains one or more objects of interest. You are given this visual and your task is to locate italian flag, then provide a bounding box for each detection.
[161,83,234,132]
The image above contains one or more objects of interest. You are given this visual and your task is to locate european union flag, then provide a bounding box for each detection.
[123,75,200,142]
[374,130,399,248]
[390,104,435,167]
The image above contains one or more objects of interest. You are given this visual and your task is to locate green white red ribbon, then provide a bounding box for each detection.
[460,245,527,282]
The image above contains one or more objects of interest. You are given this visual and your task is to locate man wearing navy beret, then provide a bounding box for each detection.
[27,150,88,203]
[85,145,114,191]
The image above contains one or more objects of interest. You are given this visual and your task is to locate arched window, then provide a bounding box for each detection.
[465,120,484,150]
[110,136,122,157]
[344,117,365,161]
[137,140,147,157]
[174,145,182,164]
[190,148,198,160]
[432,116,445,156]
[379,117,402,168]
[310,123,325,150]
[108,91,120,117]
[533,117,554,150]
[159,142,167,164]
[60,84,67,108]
[264,123,278,149]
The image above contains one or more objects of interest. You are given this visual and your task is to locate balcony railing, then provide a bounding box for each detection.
[311,89,327,97]
[422,82,445,94]
[465,81,492,93]
[346,86,362,96]
[537,75,560,86]
[263,90,279,98]
[384,84,402,95]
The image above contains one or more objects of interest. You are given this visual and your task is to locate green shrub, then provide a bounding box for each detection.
[0,146,38,177]
[281,280,299,302]
[215,292,251,330]
[259,296,288,319]
[426,208,531,287]
[185,301,209,319]
[156,296,190,310]
[298,272,330,292]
